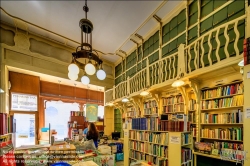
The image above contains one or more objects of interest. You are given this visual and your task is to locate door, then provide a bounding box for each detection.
[13,113,36,147]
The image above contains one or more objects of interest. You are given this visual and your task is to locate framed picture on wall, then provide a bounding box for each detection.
[11,93,38,111]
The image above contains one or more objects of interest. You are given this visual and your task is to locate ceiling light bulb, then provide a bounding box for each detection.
[0,88,4,93]
[96,69,106,80]
[68,63,79,74]
[238,59,244,67]
[85,63,96,75]
[68,72,78,81]
[140,91,149,96]
[81,75,90,85]
[171,80,185,87]
[122,98,129,103]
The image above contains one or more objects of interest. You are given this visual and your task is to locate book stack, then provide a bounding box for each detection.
[144,100,158,115]
[243,37,250,65]
[160,120,190,132]
[201,110,243,124]
[70,111,84,116]
[191,127,196,137]
[131,117,160,130]
[162,97,174,113]
[181,133,192,145]
[201,127,243,141]
[126,110,136,117]
[201,82,243,99]
[181,148,192,165]
[188,99,196,111]
[0,113,8,135]
[188,112,196,124]
[201,95,244,109]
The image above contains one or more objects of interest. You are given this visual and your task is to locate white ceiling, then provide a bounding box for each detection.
[0,1,182,64]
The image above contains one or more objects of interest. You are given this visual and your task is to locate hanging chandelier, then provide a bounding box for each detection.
[68,0,106,84]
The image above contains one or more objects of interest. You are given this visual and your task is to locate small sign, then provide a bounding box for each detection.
[170,136,180,144]
[11,93,37,111]
[246,108,250,119]
[124,131,128,137]
[211,149,219,155]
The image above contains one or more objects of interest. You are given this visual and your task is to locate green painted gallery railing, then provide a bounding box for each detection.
[113,14,246,101]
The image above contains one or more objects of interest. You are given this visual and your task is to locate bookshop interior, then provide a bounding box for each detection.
[1,0,250,166]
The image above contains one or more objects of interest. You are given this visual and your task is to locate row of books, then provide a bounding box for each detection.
[144,100,157,108]
[194,142,244,160]
[131,117,160,131]
[126,111,136,117]
[191,127,196,137]
[188,99,196,111]
[162,95,184,106]
[130,150,168,165]
[130,141,168,158]
[201,83,243,99]
[144,107,158,115]
[201,127,243,141]
[163,104,184,113]
[181,148,192,165]
[128,107,136,112]
[201,95,243,109]
[182,133,192,145]
[129,131,169,145]
[188,112,196,124]
[161,120,190,132]
[201,110,243,124]
[70,111,84,116]
[0,113,15,135]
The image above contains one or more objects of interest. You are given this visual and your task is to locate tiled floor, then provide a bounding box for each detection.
[116,161,124,166]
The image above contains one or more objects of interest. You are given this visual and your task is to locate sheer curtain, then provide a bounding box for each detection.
[45,101,80,140]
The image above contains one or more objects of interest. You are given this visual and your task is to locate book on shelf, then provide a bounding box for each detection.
[175,95,184,103]
[188,112,196,124]
[161,120,190,132]
[129,130,169,146]
[201,82,243,99]
[201,109,243,124]
[188,99,196,111]
[201,127,243,141]
[201,95,243,109]
[181,148,192,166]
[144,100,158,115]
[182,133,192,145]
[127,111,136,117]
[131,117,160,131]
[194,141,244,160]
[191,125,196,137]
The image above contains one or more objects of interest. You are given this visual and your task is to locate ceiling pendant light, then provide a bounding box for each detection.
[68,72,78,81]
[0,88,4,93]
[81,75,90,85]
[67,0,106,81]
[122,97,129,103]
[68,62,80,74]
[172,79,185,87]
[85,61,96,75]
[96,65,106,80]
[238,59,244,67]
[140,90,150,96]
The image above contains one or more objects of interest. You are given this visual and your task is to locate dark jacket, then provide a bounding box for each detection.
[86,131,98,148]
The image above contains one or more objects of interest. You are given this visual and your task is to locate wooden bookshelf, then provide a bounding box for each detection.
[193,80,244,165]
[143,99,158,116]
[162,94,184,115]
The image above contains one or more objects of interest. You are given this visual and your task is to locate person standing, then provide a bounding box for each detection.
[86,122,99,148]
[83,122,89,136]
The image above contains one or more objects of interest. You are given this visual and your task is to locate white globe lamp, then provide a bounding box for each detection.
[81,75,90,85]
[68,63,79,74]
[68,72,78,81]
[96,69,106,80]
[85,63,96,75]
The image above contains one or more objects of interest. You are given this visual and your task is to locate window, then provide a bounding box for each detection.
[45,101,80,140]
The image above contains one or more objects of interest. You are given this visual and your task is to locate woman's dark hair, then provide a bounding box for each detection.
[88,122,98,138]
